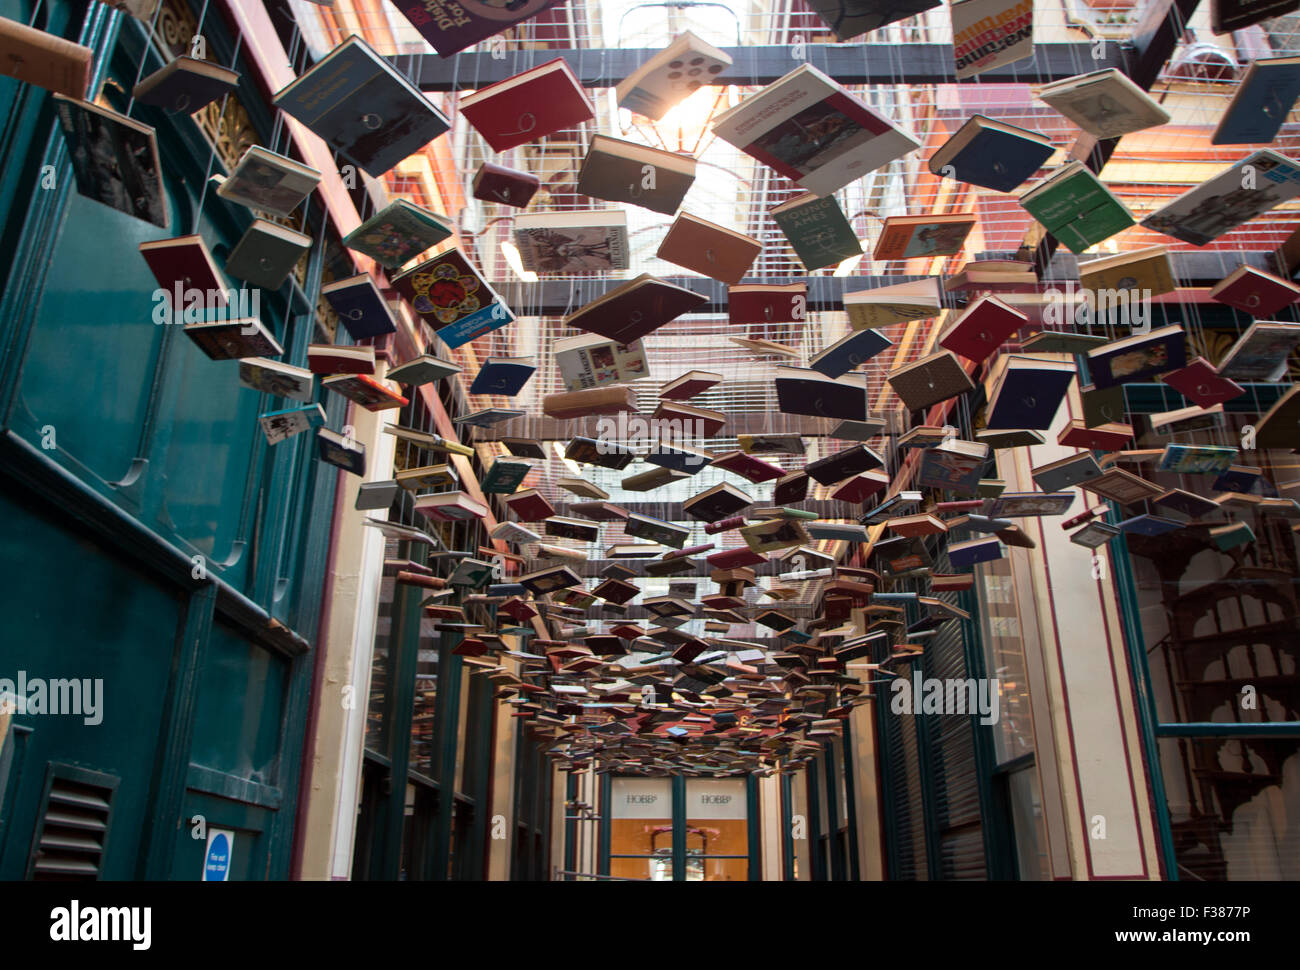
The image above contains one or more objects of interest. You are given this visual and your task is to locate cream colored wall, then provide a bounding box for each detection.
[486,649,520,881]
[297,377,396,881]
[998,381,1162,880]
[849,703,885,880]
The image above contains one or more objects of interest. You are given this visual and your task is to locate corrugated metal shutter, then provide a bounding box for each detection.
[924,555,988,881]
[880,683,928,881]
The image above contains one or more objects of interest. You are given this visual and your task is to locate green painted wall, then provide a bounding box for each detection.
[0,0,338,879]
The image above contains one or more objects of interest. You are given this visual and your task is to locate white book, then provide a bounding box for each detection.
[1037,68,1171,139]
[1141,150,1300,246]
[512,209,629,273]
[952,0,1034,80]
[711,63,919,198]
[616,31,732,121]
[553,332,651,391]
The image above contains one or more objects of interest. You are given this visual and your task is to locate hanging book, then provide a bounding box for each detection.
[53,95,167,228]
[1210,265,1300,316]
[1036,68,1171,139]
[657,212,762,284]
[391,249,513,349]
[214,145,319,218]
[184,318,282,360]
[951,0,1034,79]
[562,274,706,344]
[0,17,91,98]
[459,57,594,152]
[238,357,314,402]
[1141,150,1300,246]
[1019,162,1134,254]
[929,115,1054,193]
[133,55,239,114]
[225,219,312,291]
[616,31,732,120]
[472,162,540,208]
[843,278,940,328]
[390,0,564,58]
[774,367,870,419]
[259,403,325,445]
[343,199,454,270]
[1217,321,1300,382]
[712,63,920,198]
[317,427,365,476]
[321,274,398,340]
[872,213,975,261]
[577,135,697,215]
[803,0,942,40]
[728,282,807,325]
[513,210,629,273]
[1212,56,1300,145]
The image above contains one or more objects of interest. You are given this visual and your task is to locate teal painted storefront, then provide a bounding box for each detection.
[0,0,339,879]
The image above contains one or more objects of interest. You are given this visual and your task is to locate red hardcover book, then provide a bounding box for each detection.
[390,0,563,58]
[564,274,707,344]
[1210,265,1300,316]
[660,370,722,401]
[831,470,889,503]
[938,294,1027,363]
[504,488,556,521]
[1160,356,1247,407]
[656,213,761,285]
[471,162,540,207]
[322,374,408,411]
[139,235,227,304]
[1057,420,1134,451]
[459,58,594,152]
[709,450,785,483]
[728,282,807,325]
[704,514,746,535]
[307,344,376,375]
[706,547,767,570]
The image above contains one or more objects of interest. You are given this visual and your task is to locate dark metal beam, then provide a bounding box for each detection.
[549,500,859,520]
[471,411,899,442]
[402,44,1126,92]
[489,251,1273,318]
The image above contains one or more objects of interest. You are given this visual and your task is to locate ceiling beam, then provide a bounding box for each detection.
[470,411,899,442]
[487,251,1273,317]
[404,43,1126,92]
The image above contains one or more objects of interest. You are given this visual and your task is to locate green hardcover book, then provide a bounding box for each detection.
[343,198,454,270]
[770,192,862,271]
[1018,162,1135,254]
[481,459,531,494]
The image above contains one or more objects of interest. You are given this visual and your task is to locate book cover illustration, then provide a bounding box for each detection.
[343,200,453,270]
[392,250,513,349]
[513,222,629,273]
[874,218,974,260]
[392,0,563,58]
[259,403,325,445]
[556,336,649,391]
[952,0,1034,79]
[1141,150,1300,246]
[54,96,167,228]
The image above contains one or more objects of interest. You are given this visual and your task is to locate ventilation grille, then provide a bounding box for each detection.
[30,775,114,881]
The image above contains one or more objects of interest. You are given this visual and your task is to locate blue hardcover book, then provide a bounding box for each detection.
[1213,464,1266,493]
[1212,57,1300,145]
[948,535,1003,568]
[321,274,397,340]
[985,356,1076,429]
[1158,444,1237,475]
[1119,514,1183,536]
[929,116,1055,193]
[809,328,893,378]
[1085,325,1187,389]
[469,357,537,396]
[645,443,712,474]
[272,35,450,178]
